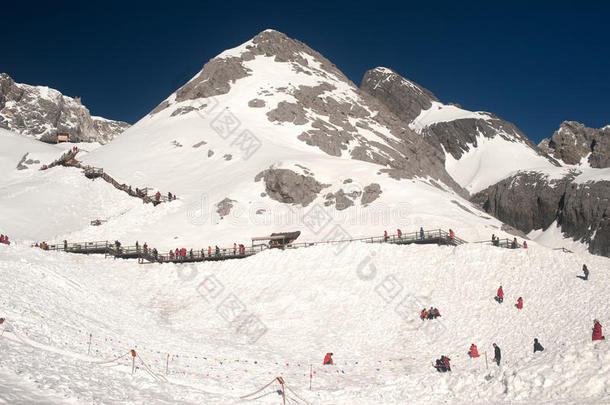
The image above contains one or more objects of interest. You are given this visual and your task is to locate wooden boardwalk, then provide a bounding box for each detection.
[37,229,499,265]
[39,150,173,206]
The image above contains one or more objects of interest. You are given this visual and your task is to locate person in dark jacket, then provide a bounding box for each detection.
[492,343,501,366]
[533,338,544,353]
[420,227,424,239]
[583,264,589,280]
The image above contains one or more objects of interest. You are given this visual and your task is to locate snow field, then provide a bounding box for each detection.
[1,241,609,404]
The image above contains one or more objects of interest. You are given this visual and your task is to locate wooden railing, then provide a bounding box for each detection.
[40,229,469,265]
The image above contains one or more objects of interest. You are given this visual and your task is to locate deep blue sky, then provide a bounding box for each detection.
[2,1,608,143]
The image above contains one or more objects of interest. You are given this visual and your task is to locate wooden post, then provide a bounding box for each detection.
[483,351,488,370]
[166,353,170,375]
[309,364,313,390]
[87,333,92,356]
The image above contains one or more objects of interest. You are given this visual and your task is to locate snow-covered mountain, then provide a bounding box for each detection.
[0,73,129,144]
[360,67,609,257]
[360,67,560,194]
[60,29,516,248]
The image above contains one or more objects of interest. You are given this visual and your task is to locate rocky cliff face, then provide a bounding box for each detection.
[473,172,610,257]
[360,67,554,162]
[538,121,610,168]
[0,73,129,143]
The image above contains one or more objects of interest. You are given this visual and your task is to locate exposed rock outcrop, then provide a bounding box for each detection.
[255,167,329,207]
[0,73,129,143]
[538,121,610,168]
[216,198,236,219]
[360,67,438,123]
[361,183,382,206]
[473,171,609,257]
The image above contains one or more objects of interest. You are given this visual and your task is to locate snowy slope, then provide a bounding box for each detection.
[360,67,560,194]
[1,241,609,404]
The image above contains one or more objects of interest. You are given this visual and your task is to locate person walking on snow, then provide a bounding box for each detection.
[516,297,523,309]
[533,338,544,353]
[420,227,424,239]
[495,286,504,303]
[397,229,402,239]
[492,343,501,366]
[469,344,479,358]
[384,230,388,242]
[323,353,334,365]
[582,264,589,280]
[592,320,605,341]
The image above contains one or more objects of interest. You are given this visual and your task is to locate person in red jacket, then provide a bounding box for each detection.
[0,235,4,244]
[516,297,523,309]
[449,229,455,239]
[495,286,504,303]
[323,352,334,365]
[592,320,605,341]
[397,229,402,239]
[469,344,479,358]
[384,230,388,242]
[523,241,528,249]
[169,250,174,259]
[180,248,187,257]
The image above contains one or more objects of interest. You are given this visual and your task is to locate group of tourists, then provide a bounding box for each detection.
[153,191,178,202]
[490,234,527,248]
[420,307,441,320]
[494,286,524,309]
[0,234,9,245]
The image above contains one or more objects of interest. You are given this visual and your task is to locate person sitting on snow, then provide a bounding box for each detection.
[434,356,451,372]
[533,338,544,353]
[592,320,605,341]
[516,297,523,309]
[469,344,479,358]
[323,352,334,365]
[495,286,504,303]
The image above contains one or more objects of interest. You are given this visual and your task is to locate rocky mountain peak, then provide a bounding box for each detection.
[360,67,438,123]
[0,73,129,144]
[147,30,465,194]
[538,121,609,168]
